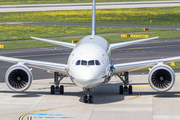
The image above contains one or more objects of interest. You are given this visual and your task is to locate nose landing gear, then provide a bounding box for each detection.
[83,88,94,103]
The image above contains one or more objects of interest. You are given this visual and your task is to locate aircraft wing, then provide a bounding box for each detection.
[31,37,76,48]
[0,56,68,75]
[109,37,158,50]
[113,56,180,74]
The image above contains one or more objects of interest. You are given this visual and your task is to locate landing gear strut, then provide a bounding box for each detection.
[117,72,132,94]
[83,88,94,103]
[51,72,66,94]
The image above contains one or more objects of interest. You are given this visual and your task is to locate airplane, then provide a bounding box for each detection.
[0,0,180,103]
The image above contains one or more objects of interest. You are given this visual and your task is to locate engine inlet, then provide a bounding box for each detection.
[8,69,29,89]
[152,69,172,89]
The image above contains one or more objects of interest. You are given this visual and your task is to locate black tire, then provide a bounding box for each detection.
[119,85,123,94]
[129,85,132,94]
[83,96,88,103]
[89,96,94,103]
[60,85,64,94]
[51,85,55,94]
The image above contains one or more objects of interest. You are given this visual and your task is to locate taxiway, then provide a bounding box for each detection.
[0,73,180,120]
[0,1,180,12]
[0,38,180,82]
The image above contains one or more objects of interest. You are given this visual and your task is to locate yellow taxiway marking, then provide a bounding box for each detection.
[132,85,150,88]
[19,104,91,120]
[123,91,141,101]
[28,116,32,120]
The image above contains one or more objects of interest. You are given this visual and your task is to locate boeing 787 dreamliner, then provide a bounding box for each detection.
[0,0,179,103]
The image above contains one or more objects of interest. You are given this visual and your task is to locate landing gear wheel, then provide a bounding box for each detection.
[60,85,64,94]
[55,86,59,92]
[51,85,55,94]
[83,96,88,103]
[129,85,132,94]
[89,96,94,103]
[119,85,123,94]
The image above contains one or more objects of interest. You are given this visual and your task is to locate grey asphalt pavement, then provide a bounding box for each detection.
[0,1,180,12]
[0,38,180,82]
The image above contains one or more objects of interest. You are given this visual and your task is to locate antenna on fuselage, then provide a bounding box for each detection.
[92,0,96,36]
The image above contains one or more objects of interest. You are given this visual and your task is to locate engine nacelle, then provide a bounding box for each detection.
[5,64,33,92]
[148,64,175,92]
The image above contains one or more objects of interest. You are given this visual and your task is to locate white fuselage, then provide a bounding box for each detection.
[67,35,111,88]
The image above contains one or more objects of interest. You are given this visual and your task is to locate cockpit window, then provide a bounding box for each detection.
[76,60,100,66]
[81,60,87,65]
[95,60,100,65]
[76,60,80,65]
[88,60,94,66]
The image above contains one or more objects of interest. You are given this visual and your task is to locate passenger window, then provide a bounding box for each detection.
[88,60,94,66]
[95,60,100,65]
[76,60,80,65]
[81,60,87,65]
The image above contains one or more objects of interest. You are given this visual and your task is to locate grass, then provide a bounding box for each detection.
[0,0,172,5]
[103,31,180,43]
[0,40,60,50]
[0,24,171,41]
[0,7,180,25]
[0,29,180,50]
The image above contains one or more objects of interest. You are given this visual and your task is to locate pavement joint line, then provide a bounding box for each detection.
[0,91,141,118]
[17,91,141,120]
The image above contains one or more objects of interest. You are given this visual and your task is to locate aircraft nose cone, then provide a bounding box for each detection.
[80,67,95,80]
[72,67,103,88]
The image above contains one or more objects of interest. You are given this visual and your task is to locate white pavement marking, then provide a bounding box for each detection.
[0,1,180,12]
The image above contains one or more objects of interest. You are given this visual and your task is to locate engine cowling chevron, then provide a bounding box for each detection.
[148,64,175,92]
[5,64,33,92]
